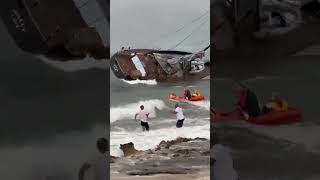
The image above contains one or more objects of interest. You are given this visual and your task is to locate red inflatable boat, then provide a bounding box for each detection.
[169,95,205,102]
[211,107,302,125]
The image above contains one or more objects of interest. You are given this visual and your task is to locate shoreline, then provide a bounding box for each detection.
[111,137,210,180]
[111,170,209,180]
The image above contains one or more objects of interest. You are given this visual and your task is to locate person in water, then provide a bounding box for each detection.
[172,104,185,128]
[263,92,288,113]
[236,83,260,119]
[134,105,150,131]
[184,87,192,99]
[170,92,177,99]
[78,137,109,180]
[192,90,202,97]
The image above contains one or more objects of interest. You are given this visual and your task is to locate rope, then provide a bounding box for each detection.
[88,16,106,26]
[197,39,211,52]
[152,9,210,48]
[169,16,210,50]
[77,0,92,9]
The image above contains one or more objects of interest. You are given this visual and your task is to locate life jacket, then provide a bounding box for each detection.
[192,92,201,97]
[170,94,177,99]
[267,97,288,111]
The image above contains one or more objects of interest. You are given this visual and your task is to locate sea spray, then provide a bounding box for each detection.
[188,100,210,111]
[110,121,210,157]
[37,55,108,72]
[121,79,157,85]
[110,99,166,123]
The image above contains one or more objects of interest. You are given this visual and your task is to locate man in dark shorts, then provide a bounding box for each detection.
[172,104,185,128]
[134,105,150,131]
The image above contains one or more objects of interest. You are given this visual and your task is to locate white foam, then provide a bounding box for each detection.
[244,76,280,82]
[110,120,210,157]
[110,99,166,123]
[121,79,157,85]
[37,55,109,72]
[187,100,210,111]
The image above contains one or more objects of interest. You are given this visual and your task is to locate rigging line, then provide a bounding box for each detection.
[196,41,211,52]
[77,0,92,9]
[193,26,210,49]
[170,9,209,34]
[169,17,210,50]
[170,18,209,50]
[91,19,107,28]
[88,15,107,26]
[152,9,210,47]
[198,38,210,48]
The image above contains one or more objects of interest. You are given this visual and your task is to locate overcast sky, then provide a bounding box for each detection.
[111,0,210,54]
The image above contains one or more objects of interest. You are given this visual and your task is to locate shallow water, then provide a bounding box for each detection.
[110,72,210,157]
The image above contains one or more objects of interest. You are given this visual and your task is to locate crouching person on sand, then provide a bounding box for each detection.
[79,137,109,180]
[211,133,239,180]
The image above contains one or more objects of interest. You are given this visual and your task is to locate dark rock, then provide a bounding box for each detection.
[161,152,168,156]
[201,151,210,156]
[126,167,194,176]
[110,156,119,163]
[111,137,209,177]
[156,137,194,150]
[120,142,140,157]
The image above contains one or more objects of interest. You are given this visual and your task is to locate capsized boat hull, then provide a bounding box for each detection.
[211,108,302,125]
[110,49,210,82]
[0,0,49,54]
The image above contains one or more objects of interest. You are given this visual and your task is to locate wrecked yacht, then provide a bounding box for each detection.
[110,46,210,82]
[212,0,320,61]
[0,0,109,61]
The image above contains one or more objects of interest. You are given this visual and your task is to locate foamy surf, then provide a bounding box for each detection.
[37,55,109,72]
[110,99,166,123]
[187,100,210,111]
[244,76,280,82]
[121,79,157,85]
[110,122,210,157]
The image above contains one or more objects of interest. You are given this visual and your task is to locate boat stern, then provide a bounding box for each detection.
[0,0,49,53]
[110,53,127,79]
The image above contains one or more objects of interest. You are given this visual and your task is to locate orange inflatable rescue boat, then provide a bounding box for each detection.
[211,107,302,125]
[169,95,205,102]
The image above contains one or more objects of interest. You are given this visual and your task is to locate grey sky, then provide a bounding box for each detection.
[111,0,210,54]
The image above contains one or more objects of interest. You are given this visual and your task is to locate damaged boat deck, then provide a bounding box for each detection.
[111,49,210,82]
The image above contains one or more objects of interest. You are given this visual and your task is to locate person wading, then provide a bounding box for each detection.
[172,103,185,128]
[134,105,150,131]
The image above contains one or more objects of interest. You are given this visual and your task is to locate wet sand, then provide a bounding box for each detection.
[111,170,209,180]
